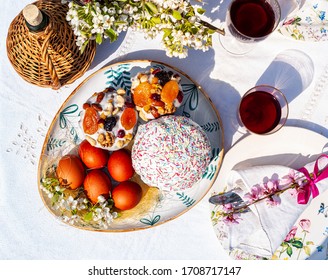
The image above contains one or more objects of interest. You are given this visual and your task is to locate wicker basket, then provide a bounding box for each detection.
[6,0,96,90]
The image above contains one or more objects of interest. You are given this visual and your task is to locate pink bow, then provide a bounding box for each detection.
[297,154,328,204]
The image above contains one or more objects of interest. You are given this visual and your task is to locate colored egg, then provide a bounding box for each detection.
[107,149,134,182]
[83,169,112,204]
[112,181,142,210]
[56,154,85,190]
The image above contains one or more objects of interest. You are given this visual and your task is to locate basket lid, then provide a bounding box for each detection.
[6,0,96,90]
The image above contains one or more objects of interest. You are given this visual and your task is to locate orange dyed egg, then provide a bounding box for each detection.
[78,139,109,169]
[56,154,85,190]
[112,181,142,210]
[107,149,134,182]
[83,169,112,204]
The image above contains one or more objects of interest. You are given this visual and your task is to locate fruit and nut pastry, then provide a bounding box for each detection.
[131,68,183,121]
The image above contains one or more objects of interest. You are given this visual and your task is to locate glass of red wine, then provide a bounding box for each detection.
[220,0,281,55]
[238,85,288,135]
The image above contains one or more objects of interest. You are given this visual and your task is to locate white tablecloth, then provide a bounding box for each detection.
[1,0,328,260]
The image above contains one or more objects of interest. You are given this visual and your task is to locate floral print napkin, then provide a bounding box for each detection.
[279,0,328,41]
[212,155,328,259]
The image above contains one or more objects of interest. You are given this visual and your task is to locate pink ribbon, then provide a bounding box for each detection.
[297,154,328,204]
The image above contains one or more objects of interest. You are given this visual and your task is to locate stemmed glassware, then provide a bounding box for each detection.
[219,0,281,55]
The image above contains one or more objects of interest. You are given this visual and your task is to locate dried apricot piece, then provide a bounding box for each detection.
[83,107,98,134]
[133,82,152,107]
[121,108,137,130]
[161,80,179,104]
[151,76,159,84]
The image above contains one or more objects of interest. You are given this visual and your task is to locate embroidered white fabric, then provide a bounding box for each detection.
[1,0,328,260]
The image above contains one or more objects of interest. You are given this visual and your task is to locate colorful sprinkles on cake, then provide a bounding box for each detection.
[132,115,211,191]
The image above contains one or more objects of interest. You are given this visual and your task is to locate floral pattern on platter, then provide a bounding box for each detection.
[279,1,328,41]
[38,60,224,231]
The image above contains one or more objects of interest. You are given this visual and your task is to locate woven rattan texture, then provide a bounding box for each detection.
[6,0,96,90]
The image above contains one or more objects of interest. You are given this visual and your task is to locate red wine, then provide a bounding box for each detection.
[230,0,276,38]
[239,90,281,134]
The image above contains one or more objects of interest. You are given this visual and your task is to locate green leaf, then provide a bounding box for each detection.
[77,9,86,18]
[145,2,158,15]
[142,21,153,29]
[295,17,302,24]
[79,30,89,37]
[80,40,89,54]
[151,17,161,24]
[185,10,194,18]
[303,245,311,256]
[51,193,60,204]
[83,211,93,222]
[306,241,314,245]
[207,36,213,46]
[291,240,303,249]
[162,28,172,39]
[197,8,206,15]
[191,26,199,34]
[211,211,216,218]
[85,14,94,26]
[96,33,103,44]
[287,246,293,257]
[107,198,114,208]
[172,10,182,20]
[280,242,289,247]
[104,29,118,42]
[115,20,128,25]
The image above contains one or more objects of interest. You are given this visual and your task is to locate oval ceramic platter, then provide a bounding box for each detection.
[278,0,328,42]
[209,126,328,260]
[38,60,224,232]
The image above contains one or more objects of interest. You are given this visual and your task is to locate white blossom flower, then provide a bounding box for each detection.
[62,214,80,225]
[62,195,78,211]
[97,195,106,204]
[63,1,216,61]
[41,175,117,229]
